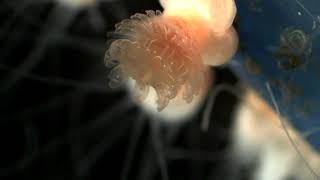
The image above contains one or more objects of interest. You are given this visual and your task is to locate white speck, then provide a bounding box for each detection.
[298,12,302,16]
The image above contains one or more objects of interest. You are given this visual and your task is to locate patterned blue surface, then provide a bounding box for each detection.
[231,0,320,150]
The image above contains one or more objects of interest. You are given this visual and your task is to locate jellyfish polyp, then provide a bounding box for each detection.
[105,0,238,112]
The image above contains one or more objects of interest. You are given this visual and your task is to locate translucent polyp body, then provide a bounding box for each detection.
[160,0,237,34]
[202,27,238,66]
[158,0,238,66]
[105,11,210,111]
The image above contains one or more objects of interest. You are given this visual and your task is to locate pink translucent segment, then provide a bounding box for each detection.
[202,27,238,66]
[208,0,237,34]
[159,0,236,34]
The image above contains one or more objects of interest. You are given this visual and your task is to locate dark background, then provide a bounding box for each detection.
[0,0,247,179]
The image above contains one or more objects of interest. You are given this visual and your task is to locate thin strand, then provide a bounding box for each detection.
[60,35,106,54]
[14,91,82,124]
[68,92,87,179]
[150,118,170,180]
[76,114,132,177]
[266,82,320,179]
[121,112,146,180]
[0,64,112,93]
[137,137,157,180]
[0,97,132,177]
[201,84,242,132]
[1,4,76,92]
[302,127,320,138]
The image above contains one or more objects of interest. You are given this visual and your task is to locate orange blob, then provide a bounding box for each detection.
[105,11,210,111]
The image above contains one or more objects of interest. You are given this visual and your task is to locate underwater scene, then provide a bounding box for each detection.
[1,0,320,179]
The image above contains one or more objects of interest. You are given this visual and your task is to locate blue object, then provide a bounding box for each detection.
[231,0,320,150]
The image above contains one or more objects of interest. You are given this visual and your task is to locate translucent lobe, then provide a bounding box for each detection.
[208,0,237,34]
[202,27,239,66]
[159,0,237,34]
[159,0,168,9]
[160,0,211,20]
[105,11,209,111]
